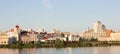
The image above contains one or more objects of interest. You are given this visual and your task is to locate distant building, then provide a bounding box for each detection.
[63,33,79,41]
[0,35,9,45]
[98,37,111,41]
[98,32,120,41]
[110,32,120,41]
[72,33,80,41]
[7,25,21,41]
[79,21,107,39]
[106,30,112,37]
[0,25,21,45]
[50,29,60,36]
[93,21,106,33]
[40,33,56,42]
[20,31,38,44]
[0,32,16,45]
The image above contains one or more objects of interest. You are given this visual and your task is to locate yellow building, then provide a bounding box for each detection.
[110,32,120,41]
[0,33,9,45]
[98,32,120,41]
[0,36,9,45]
[7,25,20,41]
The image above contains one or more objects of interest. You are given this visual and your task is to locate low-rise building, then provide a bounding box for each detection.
[0,35,9,45]
[98,32,120,41]
[20,31,38,44]
[110,32,120,41]
[0,25,20,45]
[98,37,111,41]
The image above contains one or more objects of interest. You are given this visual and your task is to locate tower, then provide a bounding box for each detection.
[93,21,106,33]
[13,25,21,41]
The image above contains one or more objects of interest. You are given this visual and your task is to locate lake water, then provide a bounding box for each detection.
[0,46,120,54]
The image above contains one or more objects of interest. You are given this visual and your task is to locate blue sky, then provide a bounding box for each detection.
[0,0,120,33]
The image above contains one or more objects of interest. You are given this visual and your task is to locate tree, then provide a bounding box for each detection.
[79,37,83,42]
[66,36,69,43]
[90,38,97,42]
[61,33,65,37]
[55,38,64,47]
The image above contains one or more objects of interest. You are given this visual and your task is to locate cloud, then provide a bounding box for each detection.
[41,0,53,17]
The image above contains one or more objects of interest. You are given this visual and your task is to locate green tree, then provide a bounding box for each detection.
[66,37,69,43]
[55,38,64,47]
[61,33,65,37]
[79,37,83,42]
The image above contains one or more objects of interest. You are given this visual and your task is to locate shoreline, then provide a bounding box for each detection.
[1,41,120,48]
[0,45,120,49]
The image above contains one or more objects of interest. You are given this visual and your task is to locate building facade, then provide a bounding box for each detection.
[98,32,120,41]
[110,32,120,41]
[93,21,106,33]
[0,25,20,45]
[20,31,38,44]
[79,21,107,39]
[0,35,9,45]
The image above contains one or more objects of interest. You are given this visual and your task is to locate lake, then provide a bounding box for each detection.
[0,46,120,54]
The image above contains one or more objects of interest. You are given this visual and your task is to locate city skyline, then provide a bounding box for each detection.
[0,0,120,33]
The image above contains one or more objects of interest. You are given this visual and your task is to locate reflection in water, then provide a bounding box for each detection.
[67,47,72,54]
[93,47,111,54]
[0,46,120,54]
[19,48,37,54]
[0,48,19,54]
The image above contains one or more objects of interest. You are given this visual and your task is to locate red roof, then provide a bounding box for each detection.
[42,38,48,40]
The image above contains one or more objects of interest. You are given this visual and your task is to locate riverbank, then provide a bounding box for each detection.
[1,41,120,48]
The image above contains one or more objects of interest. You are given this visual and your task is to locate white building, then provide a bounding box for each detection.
[69,34,73,41]
[93,21,106,33]
[7,25,21,41]
[0,25,21,45]
[63,34,79,41]
[98,32,120,41]
[110,33,120,41]
[79,21,107,39]
[98,37,111,41]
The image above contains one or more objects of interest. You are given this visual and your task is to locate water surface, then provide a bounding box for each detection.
[0,46,120,54]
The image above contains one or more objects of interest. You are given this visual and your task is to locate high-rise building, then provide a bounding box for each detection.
[79,21,107,39]
[93,21,106,33]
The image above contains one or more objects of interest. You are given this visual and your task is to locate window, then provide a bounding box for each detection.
[4,41,6,44]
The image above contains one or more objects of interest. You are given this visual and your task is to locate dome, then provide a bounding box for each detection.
[15,25,19,28]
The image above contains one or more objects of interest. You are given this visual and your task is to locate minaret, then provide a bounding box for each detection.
[14,25,20,33]
[13,25,20,41]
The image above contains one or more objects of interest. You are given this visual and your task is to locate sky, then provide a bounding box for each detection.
[0,0,120,33]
